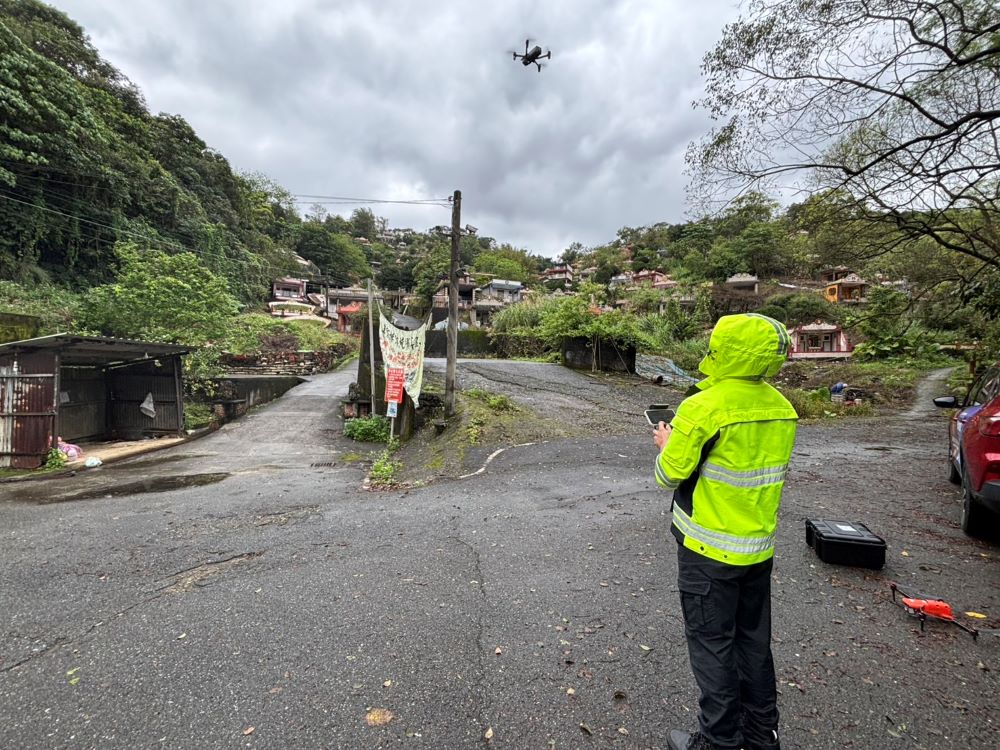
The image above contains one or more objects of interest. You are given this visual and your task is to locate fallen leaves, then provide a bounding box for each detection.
[365,708,394,727]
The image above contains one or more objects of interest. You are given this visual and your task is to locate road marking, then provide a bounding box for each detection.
[459,442,539,479]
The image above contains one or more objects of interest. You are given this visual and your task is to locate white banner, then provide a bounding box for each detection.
[378,310,427,407]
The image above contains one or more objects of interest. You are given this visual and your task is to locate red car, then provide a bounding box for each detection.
[934,364,1000,537]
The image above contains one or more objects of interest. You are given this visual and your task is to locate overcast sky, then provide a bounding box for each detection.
[52,0,741,257]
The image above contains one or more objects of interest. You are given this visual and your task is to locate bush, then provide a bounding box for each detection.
[344,415,392,443]
[183,402,215,431]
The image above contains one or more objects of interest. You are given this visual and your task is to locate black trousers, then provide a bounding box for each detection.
[677,543,778,750]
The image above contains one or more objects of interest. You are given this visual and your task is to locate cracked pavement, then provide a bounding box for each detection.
[0,362,998,749]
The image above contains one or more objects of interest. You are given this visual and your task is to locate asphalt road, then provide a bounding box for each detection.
[1,362,997,750]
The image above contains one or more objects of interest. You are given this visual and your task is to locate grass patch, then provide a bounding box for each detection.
[369,448,402,487]
[773,356,953,412]
[781,387,876,420]
[466,388,518,413]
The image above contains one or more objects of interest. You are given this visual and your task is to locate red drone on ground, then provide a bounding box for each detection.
[890,582,979,639]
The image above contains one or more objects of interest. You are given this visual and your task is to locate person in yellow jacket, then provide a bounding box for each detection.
[654,314,798,750]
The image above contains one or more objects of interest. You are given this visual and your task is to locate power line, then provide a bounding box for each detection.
[290,193,451,207]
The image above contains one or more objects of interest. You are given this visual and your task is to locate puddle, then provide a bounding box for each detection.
[43,473,230,503]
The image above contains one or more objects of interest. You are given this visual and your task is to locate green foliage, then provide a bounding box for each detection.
[466,388,517,412]
[183,402,215,431]
[344,415,392,443]
[765,292,842,326]
[294,222,370,282]
[0,281,79,334]
[472,245,538,283]
[76,243,240,345]
[44,448,68,469]
[369,447,402,486]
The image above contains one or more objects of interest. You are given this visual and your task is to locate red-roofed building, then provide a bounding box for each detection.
[337,302,364,334]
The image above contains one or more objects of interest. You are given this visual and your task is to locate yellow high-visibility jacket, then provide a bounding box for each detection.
[655,314,798,565]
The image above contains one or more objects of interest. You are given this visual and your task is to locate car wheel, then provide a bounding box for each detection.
[960,464,989,538]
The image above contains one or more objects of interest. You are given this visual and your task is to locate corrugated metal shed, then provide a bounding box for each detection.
[0,335,190,469]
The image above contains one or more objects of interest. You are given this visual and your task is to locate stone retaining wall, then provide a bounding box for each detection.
[220,346,351,376]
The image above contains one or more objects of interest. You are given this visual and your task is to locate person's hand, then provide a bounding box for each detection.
[653,421,672,451]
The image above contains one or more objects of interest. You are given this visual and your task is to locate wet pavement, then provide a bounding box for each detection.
[0,362,997,749]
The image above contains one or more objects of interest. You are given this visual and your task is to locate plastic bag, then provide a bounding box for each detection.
[139,392,156,419]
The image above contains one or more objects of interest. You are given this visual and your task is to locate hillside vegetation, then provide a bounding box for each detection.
[0,0,996,389]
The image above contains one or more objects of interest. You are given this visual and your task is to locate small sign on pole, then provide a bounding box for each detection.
[386,401,398,418]
[385,367,405,405]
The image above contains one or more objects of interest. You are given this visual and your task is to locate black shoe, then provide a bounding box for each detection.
[667,729,718,750]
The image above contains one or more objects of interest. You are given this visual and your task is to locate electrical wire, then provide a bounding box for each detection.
[290,193,451,207]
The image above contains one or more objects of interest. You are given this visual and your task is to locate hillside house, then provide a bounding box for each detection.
[542,264,574,285]
[477,279,524,305]
[631,269,666,286]
[473,279,524,327]
[609,271,633,288]
[653,276,679,290]
[823,273,868,304]
[819,266,852,284]
[432,271,477,319]
[789,321,854,359]
[272,278,308,302]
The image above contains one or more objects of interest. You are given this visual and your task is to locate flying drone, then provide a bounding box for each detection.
[512,39,551,72]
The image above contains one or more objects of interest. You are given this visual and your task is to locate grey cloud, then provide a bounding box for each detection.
[53,0,739,255]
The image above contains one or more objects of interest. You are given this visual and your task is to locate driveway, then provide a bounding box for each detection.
[0,361,996,749]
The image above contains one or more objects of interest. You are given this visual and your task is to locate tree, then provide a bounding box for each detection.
[76,243,239,345]
[690,1,1000,272]
[350,207,378,241]
[294,223,370,283]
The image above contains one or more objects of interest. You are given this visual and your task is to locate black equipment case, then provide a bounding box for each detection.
[805,519,886,570]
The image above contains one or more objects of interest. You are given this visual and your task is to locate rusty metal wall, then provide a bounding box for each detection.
[109,361,181,437]
[0,351,56,469]
[58,367,107,441]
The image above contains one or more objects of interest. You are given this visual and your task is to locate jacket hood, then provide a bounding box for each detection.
[698,314,791,382]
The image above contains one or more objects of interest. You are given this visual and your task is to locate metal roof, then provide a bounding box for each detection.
[0,334,190,366]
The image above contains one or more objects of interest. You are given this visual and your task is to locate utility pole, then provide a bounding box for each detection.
[445,189,461,417]
[367,277,377,415]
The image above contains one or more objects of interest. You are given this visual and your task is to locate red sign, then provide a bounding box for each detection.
[385,368,405,404]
